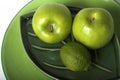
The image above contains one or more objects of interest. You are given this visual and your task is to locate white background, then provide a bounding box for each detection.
[0,0,31,80]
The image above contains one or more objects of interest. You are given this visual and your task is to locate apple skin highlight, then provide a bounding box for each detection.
[32,3,72,44]
[72,8,114,49]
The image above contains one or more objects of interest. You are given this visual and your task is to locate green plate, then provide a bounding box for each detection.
[1,0,120,80]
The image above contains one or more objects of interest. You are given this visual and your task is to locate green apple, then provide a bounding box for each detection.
[72,8,114,49]
[60,42,91,71]
[32,3,72,43]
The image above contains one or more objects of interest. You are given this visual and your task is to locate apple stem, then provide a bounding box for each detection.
[32,45,60,51]
[48,24,54,32]
[90,17,95,23]
[92,62,113,73]
[43,62,68,69]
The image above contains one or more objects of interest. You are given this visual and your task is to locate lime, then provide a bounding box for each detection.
[60,42,91,71]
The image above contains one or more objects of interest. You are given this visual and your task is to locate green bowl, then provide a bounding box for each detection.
[1,0,120,80]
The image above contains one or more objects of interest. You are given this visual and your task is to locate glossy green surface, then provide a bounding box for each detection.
[32,3,72,44]
[1,0,120,80]
[72,8,114,49]
[20,11,119,79]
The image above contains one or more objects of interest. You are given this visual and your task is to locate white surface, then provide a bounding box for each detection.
[0,0,31,80]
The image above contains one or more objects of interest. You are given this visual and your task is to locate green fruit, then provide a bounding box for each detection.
[72,8,114,49]
[60,42,91,71]
[32,3,72,43]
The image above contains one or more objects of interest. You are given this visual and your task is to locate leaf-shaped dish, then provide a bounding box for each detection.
[20,7,120,80]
